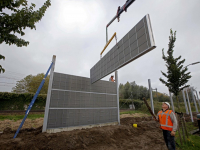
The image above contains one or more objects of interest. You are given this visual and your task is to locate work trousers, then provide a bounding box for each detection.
[162,130,175,150]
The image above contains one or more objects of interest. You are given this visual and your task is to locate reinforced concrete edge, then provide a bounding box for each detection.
[46,122,118,133]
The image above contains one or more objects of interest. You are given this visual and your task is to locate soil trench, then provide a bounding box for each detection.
[0,117,168,150]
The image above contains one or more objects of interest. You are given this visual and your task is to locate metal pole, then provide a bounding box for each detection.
[106,27,108,44]
[185,88,194,122]
[42,55,56,132]
[148,79,154,114]
[190,87,199,113]
[106,0,136,44]
[169,91,175,112]
[115,70,120,125]
[14,59,54,138]
[182,90,189,114]
[195,90,200,108]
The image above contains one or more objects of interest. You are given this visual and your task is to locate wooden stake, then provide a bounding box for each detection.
[176,113,182,145]
[180,116,186,143]
[182,116,189,138]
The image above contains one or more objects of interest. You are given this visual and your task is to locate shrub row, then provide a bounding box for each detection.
[0,92,47,110]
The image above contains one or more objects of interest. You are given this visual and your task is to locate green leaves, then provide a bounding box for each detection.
[12,73,50,94]
[0,0,51,47]
[0,0,51,73]
[159,29,192,97]
[0,54,5,73]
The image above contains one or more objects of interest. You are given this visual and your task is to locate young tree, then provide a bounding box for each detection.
[12,73,49,94]
[159,29,192,110]
[0,0,51,73]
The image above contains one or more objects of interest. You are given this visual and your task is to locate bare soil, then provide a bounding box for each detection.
[0,116,168,150]
[0,118,44,132]
[1,111,197,150]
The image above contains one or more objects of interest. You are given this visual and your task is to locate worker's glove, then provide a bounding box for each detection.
[170,131,176,136]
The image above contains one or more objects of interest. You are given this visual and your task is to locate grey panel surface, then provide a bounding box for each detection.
[47,108,118,129]
[46,72,118,130]
[90,14,156,83]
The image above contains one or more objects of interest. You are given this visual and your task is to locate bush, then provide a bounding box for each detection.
[119,99,144,110]
[0,92,46,110]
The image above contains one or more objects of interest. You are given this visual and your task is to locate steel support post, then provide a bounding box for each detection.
[190,88,199,113]
[186,88,194,122]
[115,71,120,125]
[14,57,55,138]
[195,90,200,108]
[148,79,154,114]
[42,55,56,132]
[182,90,189,114]
[169,91,175,112]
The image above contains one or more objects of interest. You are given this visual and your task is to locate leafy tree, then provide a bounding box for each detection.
[119,83,124,99]
[119,81,150,100]
[159,29,192,110]
[0,0,51,73]
[123,82,131,99]
[12,73,49,94]
[0,54,5,73]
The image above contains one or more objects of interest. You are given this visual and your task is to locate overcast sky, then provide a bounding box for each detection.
[1,0,200,97]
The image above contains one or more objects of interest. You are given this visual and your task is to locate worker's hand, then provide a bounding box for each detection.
[154,118,158,122]
[171,131,176,136]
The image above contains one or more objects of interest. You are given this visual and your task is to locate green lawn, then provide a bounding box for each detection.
[176,122,200,150]
[120,110,150,115]
[0,114,44,121]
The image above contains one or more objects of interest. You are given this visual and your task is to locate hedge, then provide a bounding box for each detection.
[0,92,144,110]
[0,92,47,110]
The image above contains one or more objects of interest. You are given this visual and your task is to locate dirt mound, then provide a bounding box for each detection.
[0,118,44,132]
[0,117,167,150]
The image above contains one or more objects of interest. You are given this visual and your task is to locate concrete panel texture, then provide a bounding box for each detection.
[46,72,118,130]
[90,14,156,83]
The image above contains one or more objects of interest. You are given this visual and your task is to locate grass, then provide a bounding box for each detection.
[120,110,150,115]
[176,122,200,150]
[176,134,200,150]
[0,114,44,121]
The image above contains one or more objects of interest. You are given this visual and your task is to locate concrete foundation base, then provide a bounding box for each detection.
[46,122,119,133]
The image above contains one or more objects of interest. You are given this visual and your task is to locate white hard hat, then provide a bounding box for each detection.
[164,102,170,109]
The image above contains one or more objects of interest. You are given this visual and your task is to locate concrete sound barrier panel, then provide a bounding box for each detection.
[43,72,118,133]
[90,14,156,83]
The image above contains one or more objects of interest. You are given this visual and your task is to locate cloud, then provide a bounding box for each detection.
[0,0,200,97]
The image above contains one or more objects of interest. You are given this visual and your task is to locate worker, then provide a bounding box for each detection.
[109,75,115,82]
[155,102,177,150]
[116,6,120,22]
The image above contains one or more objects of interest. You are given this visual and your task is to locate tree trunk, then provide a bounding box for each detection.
[176,96,180,112]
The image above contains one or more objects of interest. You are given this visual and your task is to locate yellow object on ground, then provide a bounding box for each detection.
[133,124,137,128]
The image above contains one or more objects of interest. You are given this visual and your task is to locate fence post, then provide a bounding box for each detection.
[195,90,200,108]
[182,90,189,114]
[185,88,194,122]
[190,87,199,113]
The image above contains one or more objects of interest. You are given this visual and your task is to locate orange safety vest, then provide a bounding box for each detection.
[158,110,173,131]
